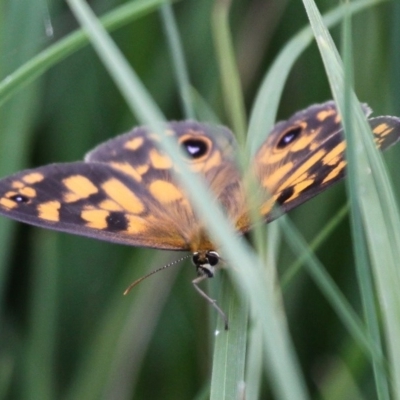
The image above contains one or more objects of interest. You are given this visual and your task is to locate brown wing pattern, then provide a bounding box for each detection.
[0,103,399,249]
[0,122,243,251]
[254,101,400,221]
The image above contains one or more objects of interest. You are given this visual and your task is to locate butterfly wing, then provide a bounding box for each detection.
[254,101,400,221]
[0,122,243,251]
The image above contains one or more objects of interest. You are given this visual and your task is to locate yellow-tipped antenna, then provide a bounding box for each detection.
[123,254,192,295]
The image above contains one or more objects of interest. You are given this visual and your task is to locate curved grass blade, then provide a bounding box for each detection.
[301,0,400,394]
[0,0,168,107]
[247,0,385,156]
[66,1,309,398]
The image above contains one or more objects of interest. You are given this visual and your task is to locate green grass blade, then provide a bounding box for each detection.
[301,0,400,395]
[160,4,195,119]
[24,231,58,400]
[212,0,246,143]
[66,253,180,400]
[0,0,46,318]
[281,204,349,290]
[210,275,248,400]
[0,0,167,107]
[279,216,385,369]
[342,12,389,400]
[66,1,309,398]
[247,0,385,156]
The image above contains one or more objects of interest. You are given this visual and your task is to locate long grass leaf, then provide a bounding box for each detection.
[247,0,385,156]
[0,0,167,107]
[66,1,309,398]
[302,0,400,395]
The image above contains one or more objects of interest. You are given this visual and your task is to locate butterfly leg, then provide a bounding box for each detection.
[192,274,229,330]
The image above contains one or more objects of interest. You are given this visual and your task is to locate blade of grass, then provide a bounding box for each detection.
[212,0,247,143]
[281,204,349,290]
[247,0,385,156]
[24,231,58,400]
[0,0,168,107]
[210,3,251,396]
[279,215,386,369]
[246,0,386,372]
[301,0,400,394]
[160,4,194,119]
[0,0,46,320]
[210,275,248,400]
[342,11,389,400]
[66,252,181,400]
[66,1,309,398]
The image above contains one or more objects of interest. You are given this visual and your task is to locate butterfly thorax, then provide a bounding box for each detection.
[192,250,220,278]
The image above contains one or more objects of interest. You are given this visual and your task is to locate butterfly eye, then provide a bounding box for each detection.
[206,251,220,266]
[9,194,29,203]
[180,137,211,160]
[277,126,303,149]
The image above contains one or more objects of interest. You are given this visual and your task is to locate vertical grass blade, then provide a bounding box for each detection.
[210,276,248,400]
[301,0,400,395]
[342,12,389,400]
[66,1,309,398]
[24,232,58,400]
[247,0,385,156]
[212,0,247,142]
[160,4,195,119]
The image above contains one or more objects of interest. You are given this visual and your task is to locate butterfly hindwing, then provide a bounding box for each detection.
[254,102,400,220]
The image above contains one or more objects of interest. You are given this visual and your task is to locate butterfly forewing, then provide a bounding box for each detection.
[254,102,400,220]
[0,121,244,252]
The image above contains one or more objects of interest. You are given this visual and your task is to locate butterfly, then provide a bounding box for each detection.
[0,101,399,328]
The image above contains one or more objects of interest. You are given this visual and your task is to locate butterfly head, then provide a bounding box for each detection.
[192,250,220,278]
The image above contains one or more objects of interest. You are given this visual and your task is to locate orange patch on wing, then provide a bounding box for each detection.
[322,142,346,165]
[19,187,36,198]
[291,180,314,199]
[276,149,326,193]
[23,173,44,184]
[126,215,147,234]
[11,181,24,189]
[110,162,142,182]
[260,197,275,217]
[149,149,173,169]
[5,191,18,198]
[81,209,109,229]
[149,180,183,203]
[322,161,346,184]
[102,178,144,214]
[124,137,144,150]
[135,164,149,175]
[63,175,98,202]
[261,162,294,191]
[316,109,336,121]
[373,123,393,137]
[205,150,222,171]
[37,201,61,221]
[290,128,319,152]
[0,197,18,209]
[188,150,221,173]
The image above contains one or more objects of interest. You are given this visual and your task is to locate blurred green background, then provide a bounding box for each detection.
[1,0,400,399]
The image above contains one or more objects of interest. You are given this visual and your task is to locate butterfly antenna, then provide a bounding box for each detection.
[123,254,191,295]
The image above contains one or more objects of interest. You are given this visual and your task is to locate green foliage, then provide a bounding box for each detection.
[1,0,399,399]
